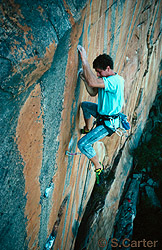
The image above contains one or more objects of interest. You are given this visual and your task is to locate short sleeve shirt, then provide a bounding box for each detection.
[97,74,124,129]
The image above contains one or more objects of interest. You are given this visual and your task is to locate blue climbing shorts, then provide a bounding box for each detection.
[77,101,110,159]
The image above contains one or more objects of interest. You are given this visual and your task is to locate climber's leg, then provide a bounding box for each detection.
[89,154,101,170]
[78,124,108,170]
[81,101,98,131]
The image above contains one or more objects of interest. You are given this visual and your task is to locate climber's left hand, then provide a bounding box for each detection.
[77,45,87,62]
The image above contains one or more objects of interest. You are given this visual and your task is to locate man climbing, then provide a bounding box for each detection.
[77,45,124,184]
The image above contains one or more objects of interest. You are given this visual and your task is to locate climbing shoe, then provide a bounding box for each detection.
[80,126,90,134]
[95,164,104,185]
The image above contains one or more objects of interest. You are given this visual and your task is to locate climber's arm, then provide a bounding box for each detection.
[82,60,105,88]
[81,77,98,96]
[78,46,105,89]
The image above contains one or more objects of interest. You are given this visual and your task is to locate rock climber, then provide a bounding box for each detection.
[77,45,124,184]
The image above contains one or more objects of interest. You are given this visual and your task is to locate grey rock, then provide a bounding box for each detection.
[145,186,161,208]
[0,58,12,83]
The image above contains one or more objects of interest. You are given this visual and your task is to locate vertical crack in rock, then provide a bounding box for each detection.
[74,135,132,250]
[107,173,142,250]
[44,195,69,250]
[143,0,160,78]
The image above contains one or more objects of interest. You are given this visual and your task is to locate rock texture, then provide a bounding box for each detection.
[107,173,142,250]
[0,0,162,250]
[131,74,162,249]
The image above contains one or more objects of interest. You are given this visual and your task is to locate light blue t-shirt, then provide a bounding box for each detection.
[97,74,124,129]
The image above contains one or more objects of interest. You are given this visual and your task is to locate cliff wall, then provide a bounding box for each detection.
[0,0,162,250]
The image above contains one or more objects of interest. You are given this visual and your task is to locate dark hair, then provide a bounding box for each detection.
[93,54,114,70]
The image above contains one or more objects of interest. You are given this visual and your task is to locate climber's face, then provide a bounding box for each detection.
[95,66,111,77]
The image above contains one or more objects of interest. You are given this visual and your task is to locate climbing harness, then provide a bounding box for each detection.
[117,113,131,137]
[95,113,118,136]
[94,112,130,137]
[65,113,130,156]
[119,113,131,130]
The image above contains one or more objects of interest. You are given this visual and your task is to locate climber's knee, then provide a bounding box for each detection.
[78,138,96,159]
[81,101,87,110]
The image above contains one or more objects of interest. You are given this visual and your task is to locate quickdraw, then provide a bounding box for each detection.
[65,151,82,156]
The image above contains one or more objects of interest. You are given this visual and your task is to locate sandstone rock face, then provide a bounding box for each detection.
[0,1,161,250]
